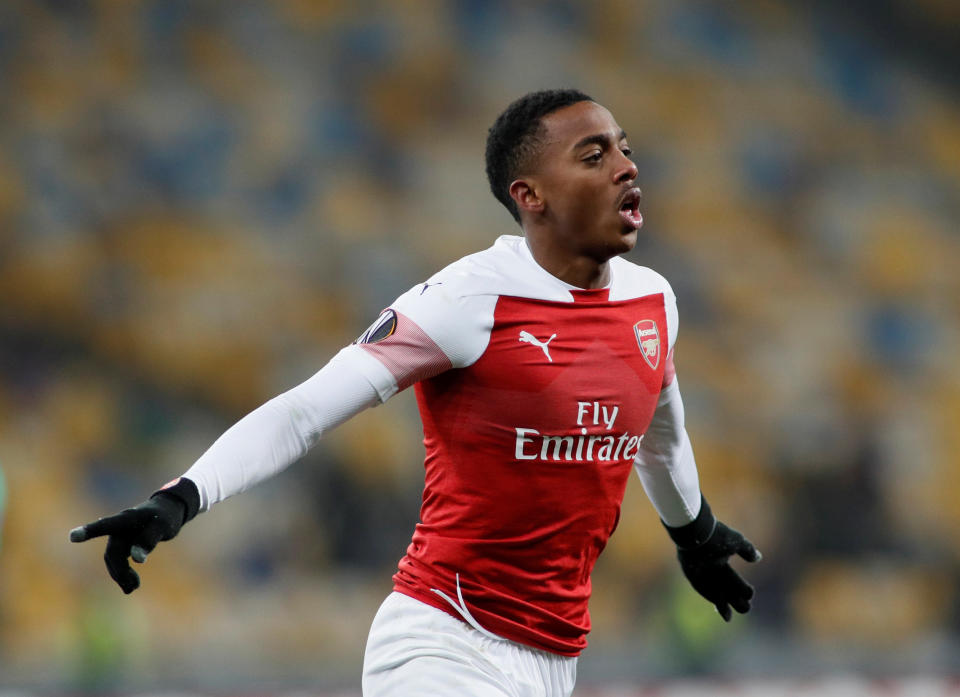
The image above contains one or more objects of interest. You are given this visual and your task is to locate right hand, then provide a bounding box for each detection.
[69,477,198,593]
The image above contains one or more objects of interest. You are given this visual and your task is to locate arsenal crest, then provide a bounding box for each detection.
[633,319,660,370]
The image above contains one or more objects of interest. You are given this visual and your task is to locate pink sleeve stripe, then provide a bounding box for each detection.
[662,348,676,388]
[359,311,453,390]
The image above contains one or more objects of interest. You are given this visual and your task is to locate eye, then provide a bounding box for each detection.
[584,152,602,163]
[621,147,633,157]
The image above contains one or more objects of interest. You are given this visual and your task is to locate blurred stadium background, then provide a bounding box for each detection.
[0,0,958,694]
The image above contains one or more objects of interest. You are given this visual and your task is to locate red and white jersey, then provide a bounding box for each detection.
[352,235,679,656]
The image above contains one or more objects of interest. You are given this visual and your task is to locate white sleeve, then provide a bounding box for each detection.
[182,345,384,511]
[664,284,678,352]
[349,278,496,401]
[633,379,702,527]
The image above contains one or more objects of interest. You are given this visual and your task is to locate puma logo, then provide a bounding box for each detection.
[518,330,557,362]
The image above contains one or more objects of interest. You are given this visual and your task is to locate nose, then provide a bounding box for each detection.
[614,152,638,184]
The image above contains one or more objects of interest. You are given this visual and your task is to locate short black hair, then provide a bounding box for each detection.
[485,89,593,223]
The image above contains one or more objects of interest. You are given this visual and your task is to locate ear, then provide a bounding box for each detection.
[508,178,544,217]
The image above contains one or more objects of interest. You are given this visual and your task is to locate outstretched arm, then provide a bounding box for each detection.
[69,344,387,592]
[183,346,386,510]
[70,274,488,594]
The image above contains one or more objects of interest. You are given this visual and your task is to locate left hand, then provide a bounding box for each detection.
[676,521,761,621]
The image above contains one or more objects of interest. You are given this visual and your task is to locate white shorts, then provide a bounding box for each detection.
[362,592,577,697]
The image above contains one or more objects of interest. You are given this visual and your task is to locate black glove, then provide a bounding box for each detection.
[664,496,761,621]
[69,477,200,594]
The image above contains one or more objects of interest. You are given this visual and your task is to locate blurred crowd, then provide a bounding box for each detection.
[0,0,958,690]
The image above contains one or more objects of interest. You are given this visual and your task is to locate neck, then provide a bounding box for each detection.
[524,232,611,289]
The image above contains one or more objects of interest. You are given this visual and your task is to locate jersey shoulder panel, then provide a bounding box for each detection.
[608,256,674,300]
[609,256,678,350]
[416,235,574,303]
[386,235,576,367]
[384,238,527,369]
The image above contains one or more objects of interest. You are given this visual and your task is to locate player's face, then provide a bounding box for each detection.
[531,101,641,260]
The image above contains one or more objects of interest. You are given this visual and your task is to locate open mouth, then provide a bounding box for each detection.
[617,187,643,230]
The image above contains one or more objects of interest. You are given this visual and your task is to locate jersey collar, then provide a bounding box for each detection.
[512,236,614,298]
